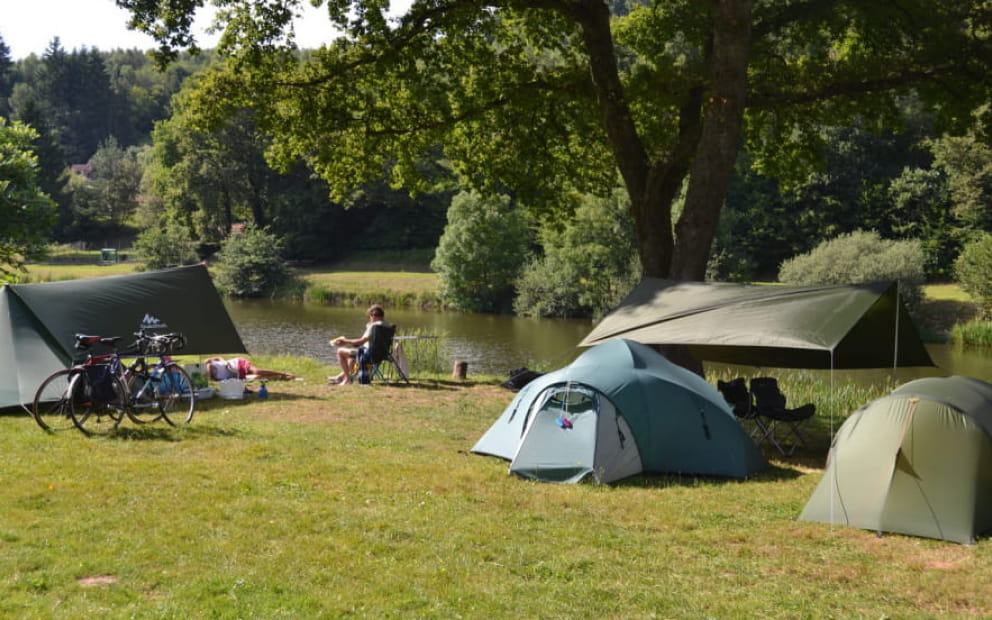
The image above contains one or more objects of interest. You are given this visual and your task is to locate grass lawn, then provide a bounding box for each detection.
[21,263,140,282]
[299,270,439,296]
[3,356,991,618]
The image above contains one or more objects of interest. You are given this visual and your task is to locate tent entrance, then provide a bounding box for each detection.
[510,383,642,484]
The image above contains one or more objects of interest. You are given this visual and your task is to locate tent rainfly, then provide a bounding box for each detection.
[1,265,246,409]
[472,339,767,484]
[580,279,933,369]
[800,376,992,544]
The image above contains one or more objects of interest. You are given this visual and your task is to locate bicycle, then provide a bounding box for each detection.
[120,329,195,428]
[31,331,196,435]
[31,336,126,433]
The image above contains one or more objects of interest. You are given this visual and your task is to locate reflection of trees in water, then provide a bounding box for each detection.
[226,300,590,375]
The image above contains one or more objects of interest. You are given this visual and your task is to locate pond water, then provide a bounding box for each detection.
[225,298,992,383]
[225,299,593,376]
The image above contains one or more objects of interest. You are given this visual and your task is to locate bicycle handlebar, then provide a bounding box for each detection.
[134,331,186,355]
[72,331,186,355]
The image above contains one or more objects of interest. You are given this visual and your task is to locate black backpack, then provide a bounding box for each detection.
[357,347,373,385]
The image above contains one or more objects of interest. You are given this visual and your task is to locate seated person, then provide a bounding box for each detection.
[205,357,294,382]
[328,304,385,385]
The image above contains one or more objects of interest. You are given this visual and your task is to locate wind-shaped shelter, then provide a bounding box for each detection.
[580,279,933,370]
[0,265,246,409]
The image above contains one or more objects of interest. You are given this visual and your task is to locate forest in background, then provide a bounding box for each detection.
[4,1,992,321]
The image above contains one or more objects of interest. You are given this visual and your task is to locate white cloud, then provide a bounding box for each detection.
[1,0,412,60]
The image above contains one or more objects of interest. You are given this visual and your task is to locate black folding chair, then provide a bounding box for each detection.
[717,377,769,443]
[363,322,410,384]
[749,377,815,456]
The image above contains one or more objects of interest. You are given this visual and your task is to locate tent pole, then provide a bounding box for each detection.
[893,280,900,380]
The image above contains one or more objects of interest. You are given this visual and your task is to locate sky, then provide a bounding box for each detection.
[1,0,368,60]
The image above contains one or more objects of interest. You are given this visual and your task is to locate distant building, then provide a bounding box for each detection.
[70,163,93,179]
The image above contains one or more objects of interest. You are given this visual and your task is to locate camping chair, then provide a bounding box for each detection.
[717,377,769,442]
[749,377,815,456]
[358,322,410,384]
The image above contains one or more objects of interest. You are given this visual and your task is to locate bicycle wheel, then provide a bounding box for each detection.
[69,370,126,436]
[124,370,164,424]
[32,368,80,432]
[158,363,195,426]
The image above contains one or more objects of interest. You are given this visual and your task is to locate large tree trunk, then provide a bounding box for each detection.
[573,0,752,376]
[572,0,697,279]
[672,0,753,281]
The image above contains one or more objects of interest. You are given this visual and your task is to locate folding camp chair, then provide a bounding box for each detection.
[717,377,769,442]
[749,377,815,456]
[361,322,410,384]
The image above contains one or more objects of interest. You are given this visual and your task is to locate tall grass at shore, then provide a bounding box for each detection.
[952,319,992,347]
[3,359,990,618]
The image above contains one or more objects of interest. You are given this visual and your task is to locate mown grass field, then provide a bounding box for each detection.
[3,354,992,618]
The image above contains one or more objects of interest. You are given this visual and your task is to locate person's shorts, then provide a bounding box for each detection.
[235,357,251,379]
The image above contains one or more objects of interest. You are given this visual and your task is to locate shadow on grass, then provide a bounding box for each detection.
[613,460,804,490]
[916,298,978,340]
[108,423,244,441]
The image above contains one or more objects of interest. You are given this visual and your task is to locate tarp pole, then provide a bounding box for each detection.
[829,350,835,529]
[893,281,900,379]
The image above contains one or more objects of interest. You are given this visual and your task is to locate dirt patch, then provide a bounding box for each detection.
[78,574,118,587]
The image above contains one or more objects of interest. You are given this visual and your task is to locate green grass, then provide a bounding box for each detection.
[3,358,992,618]
[295,269,441,309]
[924,283,973,303]
[20,263,140,283]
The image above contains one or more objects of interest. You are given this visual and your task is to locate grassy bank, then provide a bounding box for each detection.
[4,359,991,618]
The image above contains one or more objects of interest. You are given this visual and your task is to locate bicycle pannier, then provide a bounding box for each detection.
[84,365,117,401]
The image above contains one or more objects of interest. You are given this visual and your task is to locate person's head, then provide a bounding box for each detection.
[367,304,384,321]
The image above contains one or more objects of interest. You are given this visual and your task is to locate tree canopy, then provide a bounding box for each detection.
[117,0,992,281]
[0,117,56,275]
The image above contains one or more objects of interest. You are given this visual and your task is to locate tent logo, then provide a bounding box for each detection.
[140,313,168,329]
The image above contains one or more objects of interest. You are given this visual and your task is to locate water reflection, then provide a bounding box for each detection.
[225,299,592,375]
[225,299,992,383]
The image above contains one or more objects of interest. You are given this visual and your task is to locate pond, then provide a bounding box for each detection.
[225,299,593,377]
[225,298,992,383]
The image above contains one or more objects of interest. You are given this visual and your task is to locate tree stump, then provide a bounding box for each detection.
[452,360,468,379]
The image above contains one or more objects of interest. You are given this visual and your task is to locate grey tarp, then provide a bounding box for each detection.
[1,265,246,409]
[580,279,933,369]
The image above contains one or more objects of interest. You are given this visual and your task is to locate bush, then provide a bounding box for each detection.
[214,224,290,297]
[431,192,532,313]
[133,219,200,270]
[778,230,925,309]
[515,191,639,319]
[954,232,992,319]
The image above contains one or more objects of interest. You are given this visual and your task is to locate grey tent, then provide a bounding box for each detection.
[799,376,992,544]
[472,339,767,483]
[1,265,246,409]
[580,279,933,369]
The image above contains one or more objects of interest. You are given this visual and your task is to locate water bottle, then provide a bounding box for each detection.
[258,382,268,399]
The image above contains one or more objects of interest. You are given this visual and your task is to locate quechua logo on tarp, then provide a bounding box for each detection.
[140,314,168,330]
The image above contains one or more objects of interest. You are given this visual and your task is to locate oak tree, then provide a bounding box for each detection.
[119,0,992,280]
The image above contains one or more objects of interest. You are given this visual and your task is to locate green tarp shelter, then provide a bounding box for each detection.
[580,279,933,369]
[472,339,767,483]
[800,376,992,544]
[1,265,246,409]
